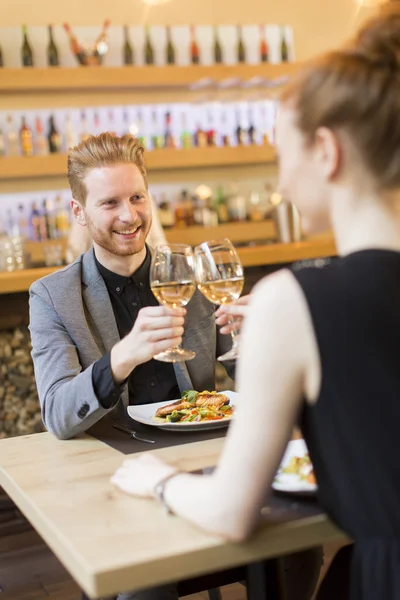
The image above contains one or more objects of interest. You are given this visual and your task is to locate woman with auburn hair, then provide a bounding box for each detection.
[112,7,400,599]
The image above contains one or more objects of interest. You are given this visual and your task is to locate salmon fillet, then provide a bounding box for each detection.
[155,400,193,417]
[195,392,229,409]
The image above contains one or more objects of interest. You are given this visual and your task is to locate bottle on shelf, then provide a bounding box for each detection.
[6,116,20,157]
[190,26,200,65]
[144,26,154,65]
[63,23,85,65]
[93,111,101,135]
[0,44,3,67]
[80,111,90,142]
[65,114,78,149]
[43,198,58,239]
[47,25,59,66]
[157,195,176,229]
[34,117,49,156]
[166,26,175,65]
[215,186,229,223]
[175,190,194,227]
[136,110,146,147]
[206,110,217,146]
[55,196,70,238]
[48,115,62,153]
[248,108,256,145]
[94,19,111,62]
[151,111,163,149]
[21,25,34,67]
[235,115,247,146]
[38,201,48,241]
[108,109,117,136]
[17,204,28,239]
[30,202,41,241]
[20,117,34,157]
[237,25,246,63]
[123,25,134,65]
[259,26,269,63]
[164,112,175,149]
[6,209,19,237]
[213,26,223,64]
[194,123,207,148]
[180,113,192,149]
[0,129,5,156]
[280,26,289,62]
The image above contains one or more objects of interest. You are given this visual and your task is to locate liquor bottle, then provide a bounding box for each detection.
[259,26,269,63]
[213,26,223,64]
[180,113,192,149]
[108,109,117,136]
[237,25,246,63]
[206,111,217,146]
[38,201,48,240]
[30,202,41,241]
[136,110,146,147]
[0,129,5,156]
[47,25,59,66]
[63,23,85,65]
[6,209,17,237]
[144,26,154,65]
[215,187,229,224]
[164,112,175,148]
[6,116,19,156]
[55,196,70,238]
[0,44,3,67]
[151,111,163,149]
[65,114,78,149]
[20,117,33,157]
[166,26,175,65]
[157,195,176,229]
[280,26,289,62]
[80,111,90,142]
[93,111,101,135]
[123,25,134,65]
[17,204,28,239]
[48,115,62,153]
[190,26,200,65]
[194,123,207,148]
[34,117,49,156]
[94,19,111,62]
[43,198,57,239]
[21,25,34,67]
[248,107,256,144]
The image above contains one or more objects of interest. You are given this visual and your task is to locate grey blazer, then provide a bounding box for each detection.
[29,248,234,440]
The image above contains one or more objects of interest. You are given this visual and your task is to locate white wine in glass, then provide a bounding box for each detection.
[194,238,244,361]
[150,244,196,362]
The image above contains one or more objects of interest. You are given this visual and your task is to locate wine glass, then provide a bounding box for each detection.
[194,238,244,361]
[150,244,196,362]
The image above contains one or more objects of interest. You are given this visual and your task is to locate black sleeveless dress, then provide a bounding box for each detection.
[293,250,400,600]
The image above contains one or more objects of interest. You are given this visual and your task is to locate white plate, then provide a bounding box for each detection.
[127,390,238,432]
[273,439,318,495]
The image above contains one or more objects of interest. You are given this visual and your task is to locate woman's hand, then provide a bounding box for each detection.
[215,295,251,334]
[111,454,178,498]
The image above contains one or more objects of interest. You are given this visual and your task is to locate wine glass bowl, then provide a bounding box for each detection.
[194,238,244,361]
[150,244,196,362]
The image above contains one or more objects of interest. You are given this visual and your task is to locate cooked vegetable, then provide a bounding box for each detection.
[154,390,235,424]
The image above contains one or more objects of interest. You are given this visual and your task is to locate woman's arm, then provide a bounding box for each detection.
[112,270,320,541]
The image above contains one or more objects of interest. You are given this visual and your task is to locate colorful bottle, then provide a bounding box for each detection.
[166,26,175,65]
[259,26,269,63]
[6,116,19,156]
[144,26,154,65]
[164,112,175,148]
[21,25,34,67]
[123,25,134,65]
[180,113,192,149]
[237,25,246,63]
[43,198,58,239]
[30,202,41,241]
[213,26,223,64]
[63,23,85,65]
[55,196,70,238]
[35,117,49,156]
[65,114,78,149]
[47,25,59,66]
[80,111,90,142]
[190,26,200,65]
[20,117,33,157]
[280,26,289,62]
[48,115,62,153]
[17,204,28,239]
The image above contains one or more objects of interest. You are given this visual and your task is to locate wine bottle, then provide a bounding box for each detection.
[213,26,223,64]
[166,26,175,65]
[47,25,59,66]
[94,19,111,62]
[20,117,33,157]
[21,25,34,67]
[237,25,246,63]
[63,23,85,65]
[35,117,49,156]
[280,26,289,62]
[48,115,62,153]
[190,26,200,65]
[259,26,269,63]
[144,26,154,65]
[0,44,4,67]
[123,25,134,65]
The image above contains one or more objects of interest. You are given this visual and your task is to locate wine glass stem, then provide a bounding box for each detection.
[228,317,239,349]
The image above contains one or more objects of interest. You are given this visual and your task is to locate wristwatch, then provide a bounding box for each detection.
[153,471,180,514]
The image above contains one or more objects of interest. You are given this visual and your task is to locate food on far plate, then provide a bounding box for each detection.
[154,390,234,423]
[282,453,317,485]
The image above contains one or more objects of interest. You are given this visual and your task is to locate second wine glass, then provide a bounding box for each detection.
[150,244,196,362]
[194,238,244,361]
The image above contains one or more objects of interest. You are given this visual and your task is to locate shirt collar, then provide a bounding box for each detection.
[95,246,151,295]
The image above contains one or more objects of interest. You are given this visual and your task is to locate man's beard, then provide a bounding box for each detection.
[84,213,152,257]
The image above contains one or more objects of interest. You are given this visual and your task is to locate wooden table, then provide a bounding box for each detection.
[0,431,347,599]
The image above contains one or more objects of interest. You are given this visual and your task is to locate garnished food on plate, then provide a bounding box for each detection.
[281,453,316,485]
[154,390,235,423]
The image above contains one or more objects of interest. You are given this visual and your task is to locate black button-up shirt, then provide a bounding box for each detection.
[92,248,180,409]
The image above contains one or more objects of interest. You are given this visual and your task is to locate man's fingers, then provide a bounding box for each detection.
[140,306,186,318]
[140,315,185,331]
[146,326,184,342]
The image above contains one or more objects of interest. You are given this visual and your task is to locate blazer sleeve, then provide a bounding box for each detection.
[29,280,122,440]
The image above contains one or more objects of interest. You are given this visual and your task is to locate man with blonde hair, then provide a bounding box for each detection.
[29,133,320,600]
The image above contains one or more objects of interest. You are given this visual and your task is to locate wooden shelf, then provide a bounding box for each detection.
[0,64,299,94]
[1,235,336,294]
[0,145,276,180]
